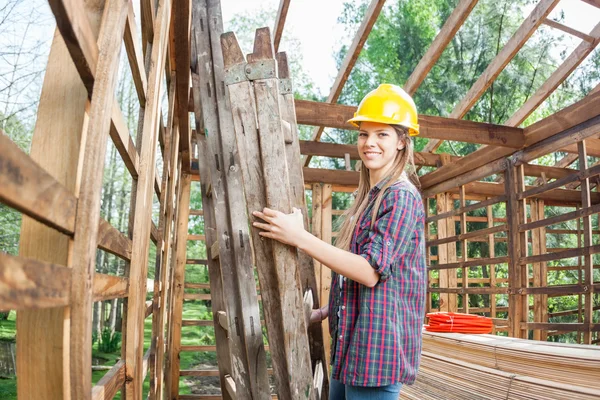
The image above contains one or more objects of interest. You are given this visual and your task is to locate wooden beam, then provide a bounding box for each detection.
[295,99,524,147]
[93,274,129,302]
[16,2,105,397]
[543,18,595,43]
[420,89,600,191]
[304,0,386,166]
[273,0,291,52]
[0,131,77,235]
[0,253,71,310]
[124,2,148,106]
[506,21,600,127]
[91,360,126,400]
[174,0,192,169]
[404,0,479,94]
[423,0,560,152]
[581,0,600,8]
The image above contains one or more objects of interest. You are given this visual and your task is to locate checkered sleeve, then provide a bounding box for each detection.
[359,187,420,283]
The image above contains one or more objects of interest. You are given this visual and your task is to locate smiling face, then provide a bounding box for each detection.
[357,121,405,186]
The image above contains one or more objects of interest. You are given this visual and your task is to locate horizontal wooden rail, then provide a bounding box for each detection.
[182,320,213,327]
[519,284,598,296]
[93,274,128,302]
[180,368,274,377]
[430,256,509,271]
[520,322,600,332]
[184,283,211,289]
[0,252,71,311]
[426,224,507,247]
[186,259,208,265]
[518,163,600,200]
[520,244,600,264]
[0,132,76,235]
[520,203,600,232]
[189,209,204,216]
[97,217,132,260]
[91,360,125,400]
[428,287,509,294]
[188,234,206,241]
[425,195,506,223]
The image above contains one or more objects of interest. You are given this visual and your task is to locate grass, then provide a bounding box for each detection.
[0,299,216,399]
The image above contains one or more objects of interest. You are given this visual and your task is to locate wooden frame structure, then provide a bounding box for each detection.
[1,0,600,399]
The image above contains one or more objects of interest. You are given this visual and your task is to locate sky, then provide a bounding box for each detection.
[220,0,600,96]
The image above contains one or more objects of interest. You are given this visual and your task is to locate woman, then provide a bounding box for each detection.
[252,84,427,399]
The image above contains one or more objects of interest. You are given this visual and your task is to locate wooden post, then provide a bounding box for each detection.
[460,186,469,314]
[530,199,542,341]
[167,174,192,398]
[321,183,333,371]
[579,140,594,344]
[436,192,449,312]
[487,202,497,331]
[446,195,458,312]
[16,2,105,398]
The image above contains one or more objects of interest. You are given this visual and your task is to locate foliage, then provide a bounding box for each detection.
[97,328,121,353]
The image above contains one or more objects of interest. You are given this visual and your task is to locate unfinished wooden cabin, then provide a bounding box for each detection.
[0,0,599,399]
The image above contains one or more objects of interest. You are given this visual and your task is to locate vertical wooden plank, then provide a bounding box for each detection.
[250,31,314,396]
[505,162,521,338]
[436,192,449,312]
[195,134,233,400]
[124,0,172,397]
[487,202,496,330]
[277,52,328,394]
[538,200,548,341]
[312,184,323,304]
[530,199,542,341]
[321,183,333,368]
[516,164,528,339]
[446,195,458,312]
[149,70,177,400]
[167,174,192,398]
[459,186,468,313]
[15,2,104,398]
[67,1,129,398]
[174,0,192,169]
[194,1,269,397]
[222,32,312,398]
[578,140,593,344]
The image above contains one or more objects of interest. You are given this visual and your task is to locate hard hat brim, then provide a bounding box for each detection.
[347,115,419,136]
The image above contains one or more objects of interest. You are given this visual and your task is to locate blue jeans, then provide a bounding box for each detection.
[329,378,403,400]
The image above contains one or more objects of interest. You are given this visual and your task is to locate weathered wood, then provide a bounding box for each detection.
[295,99,524,147]
[426,224,507,248]
[91,360,126,400]
[0,131,77,235]
[195,2,269,397]
[64,1,129,397]
[273,0,291,52]
[277,52,328,395]
[93,274,128,302]
[110,101,139,178]
[124,2,148,106]
[404,0,479,94]
[167,174,192,398]
[299,139,458,167]
[320,183,333,368]
[520,203,600,232]
[97,217,132,261]
[0,253,71,311]
[304,0,386,166]
[423,0,560,152]
[174,0,192,170]
[124,0,172,398]
[426,195,506,223]
[578,141,594,344]
[16,2,105,398]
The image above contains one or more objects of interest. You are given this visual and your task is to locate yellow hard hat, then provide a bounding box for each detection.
[347,84,419,136]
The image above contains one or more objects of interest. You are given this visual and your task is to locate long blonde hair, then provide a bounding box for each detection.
[335,125,419,251]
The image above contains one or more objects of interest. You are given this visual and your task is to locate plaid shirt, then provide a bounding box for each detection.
[328,178,427,386]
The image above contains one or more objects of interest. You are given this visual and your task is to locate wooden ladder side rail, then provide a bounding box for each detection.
[221,28,314,399]
[192,1,270,398]
[191,77,234,399]
[149,69,178,399]
[277,51,329,397]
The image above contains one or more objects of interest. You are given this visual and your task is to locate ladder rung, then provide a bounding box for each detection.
[183,293,211,301]
[184,282,210,289]
[210,240,219,260]
[180,345,216,352]
[180,369,219,376]
[188,234,206,241]
[189,209,204,216]
[182,319,213,327]
[186,259,208,265]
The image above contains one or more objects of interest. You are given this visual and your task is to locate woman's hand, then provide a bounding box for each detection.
[252,207,306,247]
